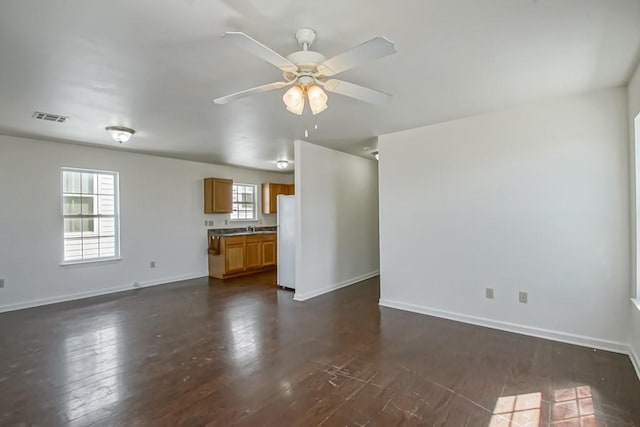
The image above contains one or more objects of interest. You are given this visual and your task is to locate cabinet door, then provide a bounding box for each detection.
[262,239,277,266]
[262,183,274,214]
[246,237,262,270]
[212,179,233,213]
[204,178,233,214]
[225,243,245,273]
[204,178,215,213]
[262,183,292,214]
[270,184,283,214]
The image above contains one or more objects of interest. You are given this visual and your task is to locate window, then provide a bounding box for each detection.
[62,168,119,262]
[231,183,256,221]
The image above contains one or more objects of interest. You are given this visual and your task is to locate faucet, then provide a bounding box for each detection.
[246,225,256,232]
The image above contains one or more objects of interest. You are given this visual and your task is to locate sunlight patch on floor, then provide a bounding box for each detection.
[489,386,596,427]
[551,386,595,425]
[489,392,541,427]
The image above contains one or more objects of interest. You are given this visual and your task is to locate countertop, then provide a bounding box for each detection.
[220,231,277,237]
[207,226,277,239]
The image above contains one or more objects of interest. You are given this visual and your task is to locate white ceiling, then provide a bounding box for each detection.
[1,0,639,171]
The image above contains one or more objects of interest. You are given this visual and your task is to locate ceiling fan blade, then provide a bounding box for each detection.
[317,37,396,77]
[214,82,289,104]
[322,79,392,105]
[223,32,298,73]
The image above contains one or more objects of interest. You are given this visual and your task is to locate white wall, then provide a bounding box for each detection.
[378,88,630,352]
[628,60,640,375]
[0,135,292,311]
[294,140,379,301]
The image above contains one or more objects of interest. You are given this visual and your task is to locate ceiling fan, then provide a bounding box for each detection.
[213,28,397,115]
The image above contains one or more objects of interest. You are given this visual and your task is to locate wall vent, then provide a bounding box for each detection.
[32,111,68,123]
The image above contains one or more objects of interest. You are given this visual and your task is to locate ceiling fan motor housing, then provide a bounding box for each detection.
[286,51,326,73]
[285,27,327,78]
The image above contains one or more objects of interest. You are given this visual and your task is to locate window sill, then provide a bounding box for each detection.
[61,257,122,267]
[230,219,259,223]
[632,298,640,312]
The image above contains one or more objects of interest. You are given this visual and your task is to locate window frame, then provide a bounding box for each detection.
[230,183,257,222]
[60,167,121,265]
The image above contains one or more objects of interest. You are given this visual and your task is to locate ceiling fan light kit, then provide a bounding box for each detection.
[282,83,328,116]
[213,28,396,115]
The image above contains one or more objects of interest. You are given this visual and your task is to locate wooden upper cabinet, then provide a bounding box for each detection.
[204,178,233,214]
[262,183,295,214]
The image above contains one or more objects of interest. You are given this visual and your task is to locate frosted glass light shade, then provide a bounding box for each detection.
[307,85,328,115]
[106,126,135,143]
[283,85,305,115]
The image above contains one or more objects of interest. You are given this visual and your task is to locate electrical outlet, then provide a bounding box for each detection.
[519,291,528,303]
[150,261,156,269]
[209,220,214,226]
[0,278,4,288]
[225,219,228,225]
[204,220,208,226]
[485,288,494,299]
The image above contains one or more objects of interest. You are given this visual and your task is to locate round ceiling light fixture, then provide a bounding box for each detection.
[276,160,289,169]
[106,126,136,144]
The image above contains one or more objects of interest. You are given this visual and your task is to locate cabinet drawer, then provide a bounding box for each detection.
[224,236,245,246]
[246,235,261,243]
[261,234,276,242]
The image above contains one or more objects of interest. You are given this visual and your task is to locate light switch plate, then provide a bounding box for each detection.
[0,278,4,288]
[486,288,494,299]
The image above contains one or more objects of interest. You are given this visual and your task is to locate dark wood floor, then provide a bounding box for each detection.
[1,272,638,426]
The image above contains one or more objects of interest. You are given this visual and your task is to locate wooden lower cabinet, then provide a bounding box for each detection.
[261,235,276,267]
[225,244,245,273]
[208,233,277,279]
[245,236,262,270]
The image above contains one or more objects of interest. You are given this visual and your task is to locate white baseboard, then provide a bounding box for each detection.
[378,298,630,355]
[630,344,640,382]
[0,273,207,313]
[294,271,379,302]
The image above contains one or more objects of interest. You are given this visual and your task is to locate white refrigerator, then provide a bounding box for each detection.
[277,195,295,289]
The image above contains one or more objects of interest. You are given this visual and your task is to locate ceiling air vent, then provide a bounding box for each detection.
[32,111,68,123]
